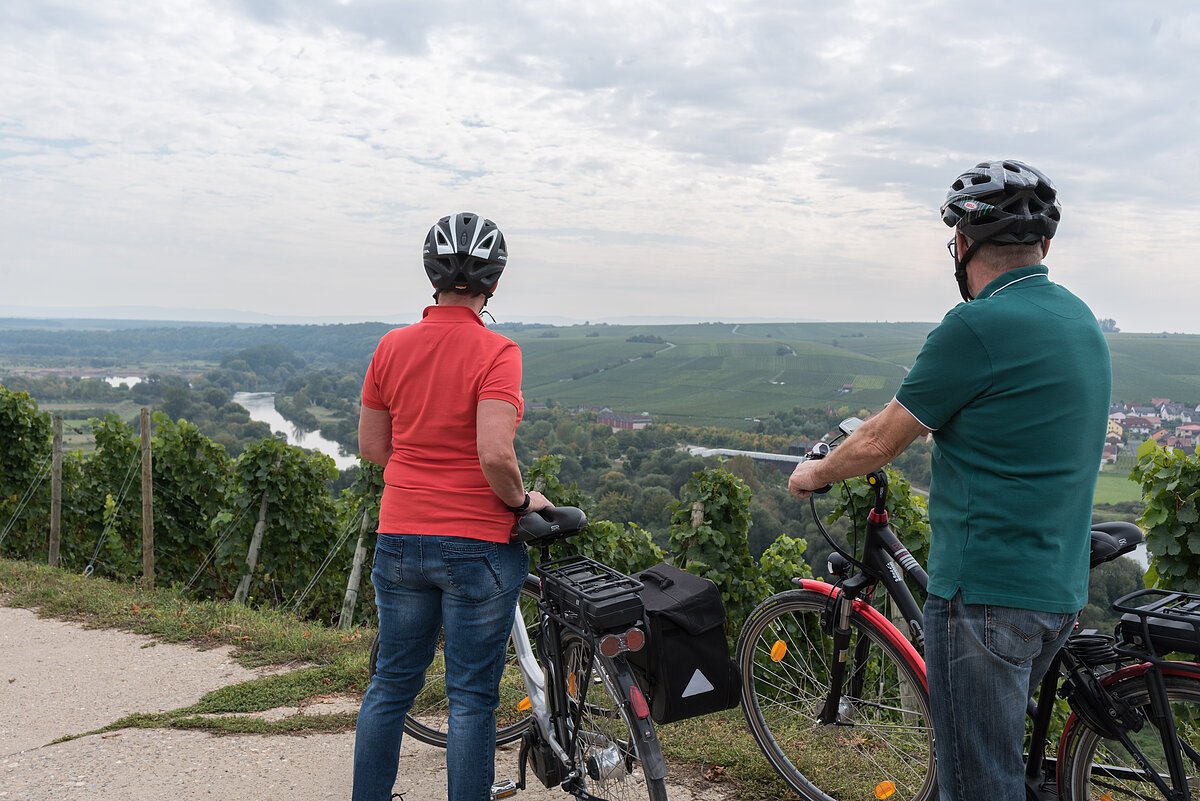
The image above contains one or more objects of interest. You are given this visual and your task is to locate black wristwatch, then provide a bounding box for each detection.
[506,493,531,514]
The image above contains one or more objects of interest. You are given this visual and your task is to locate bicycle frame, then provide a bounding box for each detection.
[508,569,662,796]
[510,583,575,767]
[815,468,929,724]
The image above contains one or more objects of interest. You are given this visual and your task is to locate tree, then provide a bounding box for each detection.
[1099,318,1120,333]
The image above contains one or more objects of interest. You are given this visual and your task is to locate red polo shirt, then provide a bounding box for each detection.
[362,305,524,542]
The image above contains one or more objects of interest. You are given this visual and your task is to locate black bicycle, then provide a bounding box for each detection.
[737,417,935,801]
[737,418,1172,801]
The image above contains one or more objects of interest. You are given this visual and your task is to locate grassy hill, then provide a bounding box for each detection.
[509,322,933,425]
[1107,333,1200,404]
[506,323,1200,425]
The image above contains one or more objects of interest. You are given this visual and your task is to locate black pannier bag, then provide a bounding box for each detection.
[625,562,740,724]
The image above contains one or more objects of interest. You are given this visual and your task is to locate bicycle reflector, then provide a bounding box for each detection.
[517,696,532,712]
[874,780,897,799]
[629,684,651,720]
[598,627,645,658]
[770,640,788,662]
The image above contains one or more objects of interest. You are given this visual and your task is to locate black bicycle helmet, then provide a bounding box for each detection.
[423,212,508,298]
[941,160,1060,301]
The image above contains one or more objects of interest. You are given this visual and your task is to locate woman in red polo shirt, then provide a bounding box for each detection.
[352,213,550,801]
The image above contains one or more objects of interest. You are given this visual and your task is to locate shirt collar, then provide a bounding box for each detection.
[421,304,486,326]
[976,264,1050,300]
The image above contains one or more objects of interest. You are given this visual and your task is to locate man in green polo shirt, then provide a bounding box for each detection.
[788,160,1110,801]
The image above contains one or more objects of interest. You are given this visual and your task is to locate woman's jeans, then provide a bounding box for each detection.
[923,592,1077,801]
[352,534,529,801]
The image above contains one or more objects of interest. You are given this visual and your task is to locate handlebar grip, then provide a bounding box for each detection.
[804,443,833,495]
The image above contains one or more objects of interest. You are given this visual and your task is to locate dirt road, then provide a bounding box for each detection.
[0,606,723,801]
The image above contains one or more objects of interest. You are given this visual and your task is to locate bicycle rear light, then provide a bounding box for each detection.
[598,627,645,657]
[629,684,651,720]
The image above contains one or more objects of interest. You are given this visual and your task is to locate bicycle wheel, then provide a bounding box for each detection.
[737,588,936,801]
[369,576,539,747]
[1059,672,1200,800]
[562,636,668,801]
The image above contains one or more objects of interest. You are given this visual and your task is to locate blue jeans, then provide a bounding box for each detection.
[352,534,529,801]
[923,592,1076,801]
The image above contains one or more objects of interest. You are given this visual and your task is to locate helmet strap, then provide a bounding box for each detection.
[953,238,986,302]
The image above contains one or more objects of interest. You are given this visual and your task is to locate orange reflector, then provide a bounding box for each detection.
[568,673,577,696]
[517,697,532,712]
[630,684,651,720]
[1100,795,1114,801]
[770,640,788,662]
[874,780,896,799]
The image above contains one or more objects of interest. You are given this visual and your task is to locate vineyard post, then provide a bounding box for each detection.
[235,489,271,604]
[690,500,705,529]
[140,407,155,589]
[339,505,373,629]
[48,415,62,567]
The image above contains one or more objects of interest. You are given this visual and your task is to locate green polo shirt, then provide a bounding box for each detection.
[895,265,1111,613]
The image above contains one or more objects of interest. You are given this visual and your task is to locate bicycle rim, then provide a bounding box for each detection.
[737,589,936,801]
[562,638,667,801]
[1059,674,1200,801]
[371,577,539,747]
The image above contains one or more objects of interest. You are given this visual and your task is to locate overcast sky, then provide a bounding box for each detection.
[2,1,1197,331]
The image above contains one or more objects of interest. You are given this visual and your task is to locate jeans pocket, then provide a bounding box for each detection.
[984,606,1066,667]
[441,540,504,601]
[371,536,404,592]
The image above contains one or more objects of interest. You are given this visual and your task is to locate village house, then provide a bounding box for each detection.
[596,411,653,432]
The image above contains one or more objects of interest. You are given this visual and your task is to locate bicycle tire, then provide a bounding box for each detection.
[368,575,540,747]
[561,635,668,801]
[737,587,936,801]
[1058,671,1200,801]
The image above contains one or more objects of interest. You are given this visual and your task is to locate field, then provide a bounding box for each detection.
[4,319,1200,429]
[1107,333,1200,403]
[509,322,932,424]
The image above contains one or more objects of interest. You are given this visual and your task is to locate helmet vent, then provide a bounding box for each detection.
[1003,161,1021,173]
[970,174,990,186]
[462,215,475,225]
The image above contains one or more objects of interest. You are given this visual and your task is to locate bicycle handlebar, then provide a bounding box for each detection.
[511,505,588,546]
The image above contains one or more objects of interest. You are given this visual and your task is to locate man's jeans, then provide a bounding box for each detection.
[923,592,1076,801]
[352,534,529,801]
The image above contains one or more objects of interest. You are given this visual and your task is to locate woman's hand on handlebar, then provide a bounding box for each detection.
[526,490,553,514]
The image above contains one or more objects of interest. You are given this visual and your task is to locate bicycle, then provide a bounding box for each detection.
[369,506,668,801]
[737,417,936,801]
[737,418,1169,801]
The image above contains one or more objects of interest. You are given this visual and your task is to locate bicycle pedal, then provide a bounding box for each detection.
[490,778,519,799]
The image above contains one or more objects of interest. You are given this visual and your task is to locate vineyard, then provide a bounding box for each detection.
[3,376,1189,635]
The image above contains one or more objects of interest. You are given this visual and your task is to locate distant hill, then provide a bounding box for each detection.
[2,319,1198,426]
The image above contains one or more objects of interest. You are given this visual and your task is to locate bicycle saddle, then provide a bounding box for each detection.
[512,506,588,546]
[1089,521,1144,568]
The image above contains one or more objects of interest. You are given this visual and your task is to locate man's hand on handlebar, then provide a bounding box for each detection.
[788,459,829,500]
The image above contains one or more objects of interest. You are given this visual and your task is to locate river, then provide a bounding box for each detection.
[231,391,358,471]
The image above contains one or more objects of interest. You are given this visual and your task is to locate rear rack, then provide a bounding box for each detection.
[539,555,644,634]
[1114,588,1200,657]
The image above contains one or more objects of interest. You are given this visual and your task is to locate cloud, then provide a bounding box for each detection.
[0,0,1197,332]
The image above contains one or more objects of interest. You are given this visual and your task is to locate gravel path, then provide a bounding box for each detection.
[0,606,728,801]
